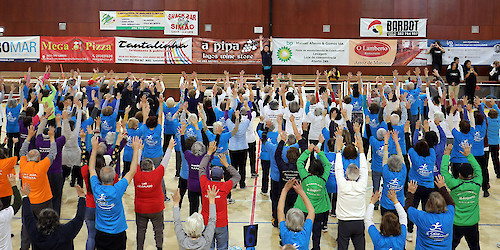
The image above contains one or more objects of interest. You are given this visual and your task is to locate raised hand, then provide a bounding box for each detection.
[207,141,217,155]
[207,185,219,204]
[132,137,144,150]
[370,191,381,204]
[284,178,296,191]
[444,144,453,156]
[460,141,471,156]
[408,180,418,194]
[76,185,86,198]
[168,138,176,150]
[21,183,31,196]
[7,174,17,187]
[435,175,446,188]
[387,189,398,204]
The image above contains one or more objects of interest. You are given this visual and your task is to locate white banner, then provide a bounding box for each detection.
[360,18,427,37]
[272,38,349,65]
[164,11,198,36]
[428,40,500,66]
[100,11,165,30]
[0,36,40,62]
[115,37,192,64]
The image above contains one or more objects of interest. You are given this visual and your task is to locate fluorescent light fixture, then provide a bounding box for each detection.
[205,24,212,32]
[471,26,479,34]
[59,23,67,31]
[323,25,331,33]
[0,27,4,33]
[254,26,263,34]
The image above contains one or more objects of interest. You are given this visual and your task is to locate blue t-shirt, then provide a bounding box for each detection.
[263,141,279,181]
[282,143,299,163]
[380,164,407,210]
[279,219,313,250]
[325,152,337,193]
[163,103,179,134]
[409,205,455,250]
[369,224,407,250]
[140,124,163,158]
[351,95,363,112]
[408,148,436,188]
[258,130,278,161]
[388,125,406,155]
[91,176,129,234]
[450,128,473,164]
[471,124,486,157]
[206,130,232,166]
[364,112,381,139]
[401,87,421,115]
[100,113,118,138]
[487,117,500,145]
[124,125,141,162]
[369,137,385,172]
[6,104,21,133]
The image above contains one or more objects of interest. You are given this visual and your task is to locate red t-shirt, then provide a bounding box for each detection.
[81,165,119,208]
[134,165,165,214]
[200,174,233,227]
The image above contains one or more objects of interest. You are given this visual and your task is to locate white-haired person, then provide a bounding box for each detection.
[404,177,455,249]
[173,185,219,250]
[88,135,141,249]
[278,178,315,250]
[335,129,368,250]
[365,189,407,250]
[19,125,57,250]
[380,130,407,215]
[366,120,388,210]
[134,138,176,250]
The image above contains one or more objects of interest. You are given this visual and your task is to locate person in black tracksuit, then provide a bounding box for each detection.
[260,35,273,86]
[428,41,445,74]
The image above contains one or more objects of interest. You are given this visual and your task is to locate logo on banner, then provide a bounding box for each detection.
[101,13,115,26]
[277,46,292,62]
[71,39,84,53]
[368,20,383,36]
[354,41,390,57]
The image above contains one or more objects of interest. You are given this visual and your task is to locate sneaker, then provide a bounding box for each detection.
[484,190,490,197]
[329,212,336,217]
[227,198,235,204]
[322,225,328,232]
[251,173,258,178]
[260,191,268,196]
[374,204,379,210]
[271,218,278,228]
[164,196,171,202]
[407,231,413,242]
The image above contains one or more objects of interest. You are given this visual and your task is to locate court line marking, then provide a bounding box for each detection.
[250,138,261,225]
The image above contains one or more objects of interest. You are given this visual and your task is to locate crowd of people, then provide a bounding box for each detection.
[0,61,496,250]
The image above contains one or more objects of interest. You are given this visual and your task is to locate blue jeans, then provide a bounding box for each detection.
[211,226,229,250]
[85,207,96,250]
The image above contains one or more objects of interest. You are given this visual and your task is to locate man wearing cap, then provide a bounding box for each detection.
[440,142,482,250]
[199,141,241,250]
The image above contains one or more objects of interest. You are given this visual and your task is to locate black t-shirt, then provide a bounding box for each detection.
[465,67,477,84]
[261,50,272,66]
[430,47,443,64]
[446,69,460,86]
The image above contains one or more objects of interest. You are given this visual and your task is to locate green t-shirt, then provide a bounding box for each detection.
[294,150,331,214]
[441,154,482,226]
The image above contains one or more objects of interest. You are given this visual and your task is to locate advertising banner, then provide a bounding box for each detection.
[349,40,398,66]
[272,38,349,65]
[115,37,192,64]
[0,36,40,62]
[360,18,427,37]
[192,38,261,64]
[40,37,115,63]
[164,11,198,36]
[428,40,500,66]
[100,11,165,30]
[393,39,428,66]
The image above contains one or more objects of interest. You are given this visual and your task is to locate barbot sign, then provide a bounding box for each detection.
[164,11,198,36]
[360,18,427,37]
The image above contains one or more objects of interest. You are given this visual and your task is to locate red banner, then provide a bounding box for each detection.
[40,37,115,63]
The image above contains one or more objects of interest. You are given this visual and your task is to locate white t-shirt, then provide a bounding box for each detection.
[341,103,353,121]
[0,206,14,250]
[283,108,304,135]
[306,112,326,141]
[262,106,283,132]
[245,111,257,143]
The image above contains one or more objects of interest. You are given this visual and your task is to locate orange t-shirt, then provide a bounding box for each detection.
[20,156,52,204]
[0,157,17,197]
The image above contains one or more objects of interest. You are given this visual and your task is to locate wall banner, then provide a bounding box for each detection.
[192,38,261,64]
[40,37,115,63]
[115,37,192,64]
[360,18,427,37]
[393,39,428,66]
[0,36,40,62]
[428,40,500,66]
[100,11,165,30]
[349,40,398,66]
[164,11,198,36]
[272,38,349,65]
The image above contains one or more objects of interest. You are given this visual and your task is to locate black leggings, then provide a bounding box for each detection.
[247,142,257,174]
[263,66,272,86]
[487,145,500,178]
[407,186,433,233]
[188,190,202,215]
[230,149,248,188]
[475,154,489,191]
[7,132,19,158]
[177,177,188,210]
